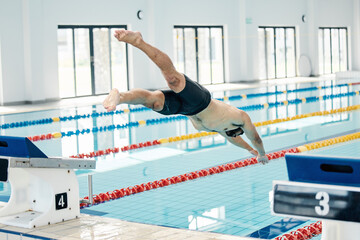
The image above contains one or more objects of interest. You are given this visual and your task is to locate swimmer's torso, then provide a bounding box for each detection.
[188,99,245,135]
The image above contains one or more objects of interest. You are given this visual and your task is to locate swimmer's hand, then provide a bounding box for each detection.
[103,88,121,112]
[257,155,269,165]
[250,149,269,164]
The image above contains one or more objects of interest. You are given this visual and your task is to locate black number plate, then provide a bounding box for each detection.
[273,181,360,223]
[55,192,68,210]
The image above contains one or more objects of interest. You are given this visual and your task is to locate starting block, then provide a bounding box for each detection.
[270,154,360,240]
[0,136,96,228]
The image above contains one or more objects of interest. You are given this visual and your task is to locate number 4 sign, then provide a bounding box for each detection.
[55,193,68,210]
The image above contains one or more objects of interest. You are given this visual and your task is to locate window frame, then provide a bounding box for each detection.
[258,26,297,80]
[318,27,349,75]
[173,25,226,84]
[57,25,129,99]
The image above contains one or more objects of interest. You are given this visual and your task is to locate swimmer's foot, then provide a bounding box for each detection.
[103,88,121,112]
[114,30,143,47]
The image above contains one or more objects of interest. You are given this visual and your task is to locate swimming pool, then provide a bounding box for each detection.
[0,78,359,239]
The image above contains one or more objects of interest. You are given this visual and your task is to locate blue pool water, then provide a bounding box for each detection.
[0,79,360,239]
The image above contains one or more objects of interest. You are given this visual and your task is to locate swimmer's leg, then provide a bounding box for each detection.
[113,30,186,93]
[103,88,164,112]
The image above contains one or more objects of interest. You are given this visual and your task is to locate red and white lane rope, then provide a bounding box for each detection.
[273,221,322,240]
[80,131,360,209]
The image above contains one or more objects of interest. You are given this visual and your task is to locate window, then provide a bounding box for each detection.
[57,25,129,98]
[258,27,297,79]
[318,27,348,74]
[173,26,225,84]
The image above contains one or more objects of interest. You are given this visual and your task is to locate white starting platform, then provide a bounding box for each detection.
[0,136,96,228]
[270,154,360,240]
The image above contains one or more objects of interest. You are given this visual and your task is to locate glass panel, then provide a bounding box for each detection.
[57,29,75,98]
[93,28,111,95]
[184,28,197,81]
[77,107,94,154]
[266,28,275,79]
[198,28,211,85]
[110,28,128,92]
[331,29,340,73]
[74,28,91,96]
[258,28,266,80]
[275,28,286,78]
[210,28,224,84]
[318,29,324,75]
[173,28,185,73]
[323,29,331,74]
[95,112,113,152]
[286,28,296,77]
[113,113,130,149]
[339,29,348,71]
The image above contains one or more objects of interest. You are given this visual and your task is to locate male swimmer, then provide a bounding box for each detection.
[103,30,269,164]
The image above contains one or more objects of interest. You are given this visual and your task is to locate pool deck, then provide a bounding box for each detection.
[0,214,254,240]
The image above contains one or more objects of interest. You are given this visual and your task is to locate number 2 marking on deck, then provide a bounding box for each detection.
[315,191,330,216]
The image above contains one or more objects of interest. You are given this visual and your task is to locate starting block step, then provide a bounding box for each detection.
[285,154,360,187]
[0,136,96,228]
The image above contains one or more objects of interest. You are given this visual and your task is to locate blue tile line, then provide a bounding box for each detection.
[80,209,108,216]
[0,229,55,240]
[246,218,306,239]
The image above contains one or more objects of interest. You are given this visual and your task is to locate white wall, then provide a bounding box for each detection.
[0,0,358,105]
[245,0,308,79]
[0,0,26,104]
[0,35,3,104]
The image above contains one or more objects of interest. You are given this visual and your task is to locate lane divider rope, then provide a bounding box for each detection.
[79,131,360,208]
[27,92,359,142]
[273,221,322,240]
[69,104,360,158]
[1,82,359,130]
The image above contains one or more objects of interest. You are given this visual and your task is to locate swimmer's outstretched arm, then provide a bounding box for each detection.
[219,133,258,156]
[236,111,268,164]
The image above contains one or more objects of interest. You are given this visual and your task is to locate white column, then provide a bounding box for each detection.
[307,0,318,76]
[0,36,3,105]
[22,0,45,102]
[351,0,360,70]
[0,0,26,104]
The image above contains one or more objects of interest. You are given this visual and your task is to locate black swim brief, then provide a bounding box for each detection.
[156,75,211,116]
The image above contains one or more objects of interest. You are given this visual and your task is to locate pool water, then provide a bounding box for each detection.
[0,79,359,239]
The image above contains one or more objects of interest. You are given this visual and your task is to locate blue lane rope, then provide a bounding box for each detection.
[32,91,359,139]
[0,82,357,130]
